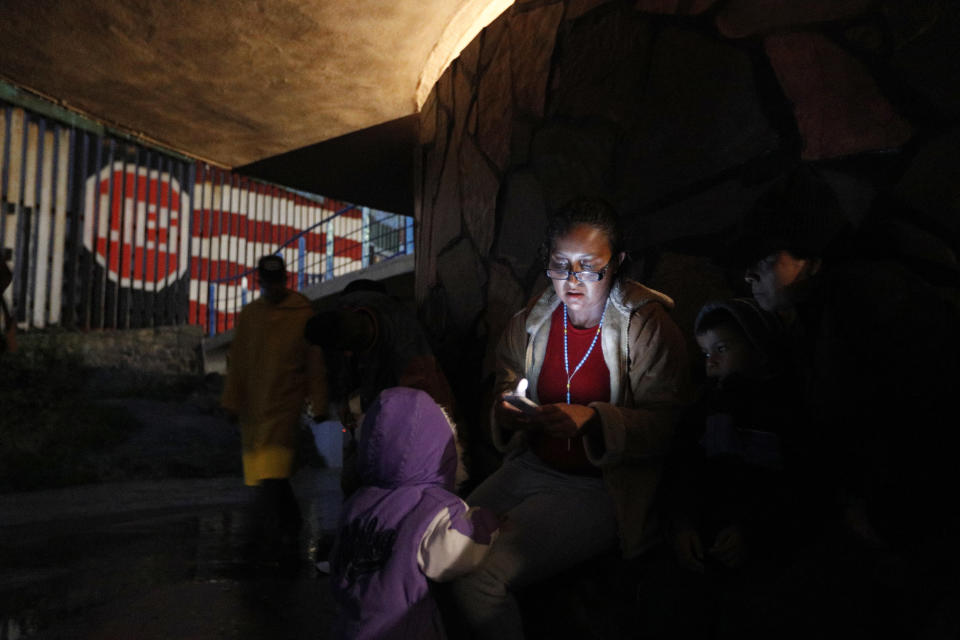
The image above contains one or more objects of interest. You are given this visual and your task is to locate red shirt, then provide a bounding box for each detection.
[532,304,610,474]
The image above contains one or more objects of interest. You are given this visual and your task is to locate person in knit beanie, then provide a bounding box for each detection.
[737,165,850,314]
[728,165,960,636]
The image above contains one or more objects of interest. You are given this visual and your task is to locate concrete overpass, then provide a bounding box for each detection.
[0,0,514,217]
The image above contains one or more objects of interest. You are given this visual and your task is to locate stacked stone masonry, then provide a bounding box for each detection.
[414,0,960,456]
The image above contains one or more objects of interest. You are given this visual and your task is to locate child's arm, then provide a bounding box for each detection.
[417,501,500,582]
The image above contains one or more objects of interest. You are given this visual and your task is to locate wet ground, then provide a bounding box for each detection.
[0,471,343,640]
[0,396,345,640]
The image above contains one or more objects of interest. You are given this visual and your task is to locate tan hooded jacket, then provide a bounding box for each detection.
[493,279,689,557]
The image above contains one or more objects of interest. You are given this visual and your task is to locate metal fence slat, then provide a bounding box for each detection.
[50,128,70,325]
[0,109,7,253]
[32,128,55,328]
[20,120,39,326]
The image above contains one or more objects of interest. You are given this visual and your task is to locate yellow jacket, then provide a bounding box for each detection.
[222,290,328,485]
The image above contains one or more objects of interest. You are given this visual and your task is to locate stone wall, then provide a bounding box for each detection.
[414,0,960,465]
[15,325,205,380]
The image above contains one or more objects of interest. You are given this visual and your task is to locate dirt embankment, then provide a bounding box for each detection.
[1,349,240,493]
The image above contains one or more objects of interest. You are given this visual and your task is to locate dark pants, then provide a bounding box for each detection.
[250,478,303,564]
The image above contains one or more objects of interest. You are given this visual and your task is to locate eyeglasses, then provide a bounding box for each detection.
[545,261,611,283]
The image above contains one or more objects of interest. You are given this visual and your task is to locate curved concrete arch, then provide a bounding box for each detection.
[0,0,514,168]
[415,0,515,110]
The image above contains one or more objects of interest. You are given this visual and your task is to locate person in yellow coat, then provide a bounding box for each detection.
[221,254,328,567]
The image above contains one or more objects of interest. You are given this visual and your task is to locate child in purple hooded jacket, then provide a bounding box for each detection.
[330,387,500,640]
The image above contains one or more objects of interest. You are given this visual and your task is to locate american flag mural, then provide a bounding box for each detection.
[189,166,366,334]
[1,104,412,337]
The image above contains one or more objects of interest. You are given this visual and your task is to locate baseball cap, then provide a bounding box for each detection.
[257,255,286,282]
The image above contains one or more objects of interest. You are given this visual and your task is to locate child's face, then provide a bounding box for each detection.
[696,324,757,381]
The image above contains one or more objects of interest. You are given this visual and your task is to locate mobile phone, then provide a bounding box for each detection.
[503,378,539,414]
[504,394,539,414]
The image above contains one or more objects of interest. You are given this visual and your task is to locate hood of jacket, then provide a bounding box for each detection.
[357,387,458,491]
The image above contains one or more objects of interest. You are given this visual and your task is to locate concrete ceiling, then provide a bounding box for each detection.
[0,0,511,213]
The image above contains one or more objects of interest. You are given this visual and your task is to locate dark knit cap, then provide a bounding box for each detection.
[304,308,372,351]
[730,165,850,267]
[257,254,286,282]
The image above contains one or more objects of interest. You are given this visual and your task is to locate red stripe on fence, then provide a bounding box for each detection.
[189,301,242,334]
[189,210,329,247]
[332,237,362,261]
[188,255,329,286]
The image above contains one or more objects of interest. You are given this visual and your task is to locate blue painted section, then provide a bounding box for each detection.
[208,283,216,336]
[325,220,335,276]
[298,236,306,290]
[361,207,370,267]
[405,216,415,255]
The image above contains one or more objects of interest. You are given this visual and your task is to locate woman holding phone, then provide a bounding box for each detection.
[451,198,689,639]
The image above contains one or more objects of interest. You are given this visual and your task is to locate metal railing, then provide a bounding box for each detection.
[205,206,414,336]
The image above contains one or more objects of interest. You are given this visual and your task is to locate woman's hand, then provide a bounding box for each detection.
[495,395,597,438]
[339,402,359,433]
[495,393,541,432]
[537,403,597,438]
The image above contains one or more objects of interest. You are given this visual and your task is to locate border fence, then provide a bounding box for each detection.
[1,103,413,338]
